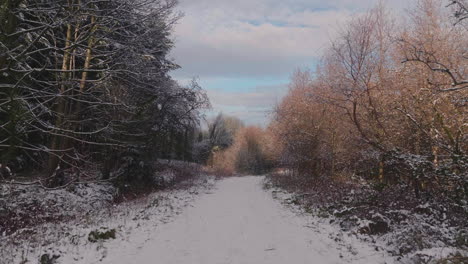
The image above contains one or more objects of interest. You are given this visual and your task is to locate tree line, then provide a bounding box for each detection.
[0,0,209,186]
[200,113,277,175]
[270,0,467,200]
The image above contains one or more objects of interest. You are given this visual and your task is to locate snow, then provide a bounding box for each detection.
[74,176,394,264]
[266,179,468,264]
[2,176,215,264]
[11,176,463,263]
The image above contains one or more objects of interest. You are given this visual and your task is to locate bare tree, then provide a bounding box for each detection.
[0,0,210,187]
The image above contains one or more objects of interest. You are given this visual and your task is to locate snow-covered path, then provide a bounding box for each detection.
[97,176,391,264]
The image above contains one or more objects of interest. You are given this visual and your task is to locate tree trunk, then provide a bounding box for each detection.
[0,0,21,165]
[48,22,74,173]
[0,0,21,68]
[60,15,96,155]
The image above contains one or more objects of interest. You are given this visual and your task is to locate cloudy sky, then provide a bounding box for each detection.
[170,0,409,126]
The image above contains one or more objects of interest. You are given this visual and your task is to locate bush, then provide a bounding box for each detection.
[112,150,156,193]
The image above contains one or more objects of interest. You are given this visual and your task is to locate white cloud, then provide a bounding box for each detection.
[203,83,288,127]
[208,84,288,108]
[171,6,353,78]
[171,0,411,125]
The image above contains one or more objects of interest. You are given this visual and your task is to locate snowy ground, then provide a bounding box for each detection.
[69,176,395,264]
[2,176,215,264]
[16,176,463,263]
[266,173,468,264]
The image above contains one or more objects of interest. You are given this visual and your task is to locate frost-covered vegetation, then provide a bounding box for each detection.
[0,168,215,264]
[0,0,209,187]
[263,0,467,263]
[196,113,277,176]
[0,0,214,261]
[270,0,467,200]
[1,0,467,263]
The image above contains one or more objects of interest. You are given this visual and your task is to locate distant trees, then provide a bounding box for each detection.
[210,126,277,175]
[191,112,276,175]
[0,0,209,186]
[193,113,243,164]
[208,113,243,149]
[271,0,467,199]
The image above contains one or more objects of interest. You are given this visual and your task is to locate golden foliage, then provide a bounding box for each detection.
[211,126,279,175]
[271,0,467,189]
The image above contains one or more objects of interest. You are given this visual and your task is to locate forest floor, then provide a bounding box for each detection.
[1,169,215,264]
[266,173,468,264]
[28,176,398,264]
[3,175,466,264]
[89,175,398,264]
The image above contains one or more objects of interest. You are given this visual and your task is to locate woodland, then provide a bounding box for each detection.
[0,0,467,263]
[0,0,209,188]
